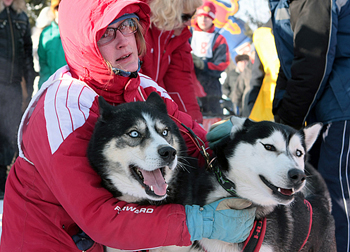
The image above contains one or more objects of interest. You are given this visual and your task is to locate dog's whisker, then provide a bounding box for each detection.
[178,156,197,166]
[176,161,193,173]
[179,155,197,161]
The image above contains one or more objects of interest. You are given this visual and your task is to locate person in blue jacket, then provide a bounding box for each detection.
[268,0,350,251]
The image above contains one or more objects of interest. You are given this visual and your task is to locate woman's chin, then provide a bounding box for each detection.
[114,62,139,73]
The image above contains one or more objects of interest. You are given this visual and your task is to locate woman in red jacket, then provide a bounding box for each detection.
[0,0,255,251]
[140,0,204,123]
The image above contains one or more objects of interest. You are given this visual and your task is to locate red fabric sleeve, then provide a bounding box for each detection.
[207,34,230,72]
[162,38,203,124]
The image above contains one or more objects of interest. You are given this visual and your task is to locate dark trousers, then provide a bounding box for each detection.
[0,165,6,192]
[318,121,350,252]
[0,84,22,193]
[198,96,222,116]
[0,84,22,166]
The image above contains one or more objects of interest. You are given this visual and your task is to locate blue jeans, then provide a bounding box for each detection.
[318,121,350,252]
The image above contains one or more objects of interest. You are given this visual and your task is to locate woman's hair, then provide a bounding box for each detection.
[149,0,202,31]
[134,18,147,56]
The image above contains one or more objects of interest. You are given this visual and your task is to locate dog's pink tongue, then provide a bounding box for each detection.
[142,169,167,196]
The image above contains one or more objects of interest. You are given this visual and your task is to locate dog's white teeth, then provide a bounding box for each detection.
[136,169,143,179]
[292,188,295,194]
[278,188,281,193]
[150,186,154,192]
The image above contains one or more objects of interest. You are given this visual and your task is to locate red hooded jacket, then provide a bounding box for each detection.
[0,0,207,251]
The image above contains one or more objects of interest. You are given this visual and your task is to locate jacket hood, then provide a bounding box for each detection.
[0,0,26,13]
[59,0,150,103]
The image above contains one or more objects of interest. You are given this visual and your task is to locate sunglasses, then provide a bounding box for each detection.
[98,18,137,46]
[181,11,196,23]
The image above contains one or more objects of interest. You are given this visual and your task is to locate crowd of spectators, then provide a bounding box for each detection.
[1,0,349,250]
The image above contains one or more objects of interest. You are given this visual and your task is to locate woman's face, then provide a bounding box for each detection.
[98,19,139,73]
[3,0,14,7]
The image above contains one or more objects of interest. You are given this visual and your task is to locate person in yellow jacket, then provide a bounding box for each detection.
[248,19,279,122]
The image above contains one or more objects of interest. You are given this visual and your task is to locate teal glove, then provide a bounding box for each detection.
[185,198,256,243]
[206,119,233,149]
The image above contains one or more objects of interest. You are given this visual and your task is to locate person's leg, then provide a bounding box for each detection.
[202,96,222,116]
[0,165,7,199]
[307,129,322,169]
[318,121,350,252]
[211,96,222,115]
[0,85,22,198]
[0,132,14,199]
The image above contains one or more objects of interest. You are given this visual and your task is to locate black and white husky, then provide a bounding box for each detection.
[88,92,187,205]
[88,92,336,252]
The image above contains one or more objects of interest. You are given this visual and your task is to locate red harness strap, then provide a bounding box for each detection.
[241,218,267,252]
[299,199,313,251]
[241,199,313,252]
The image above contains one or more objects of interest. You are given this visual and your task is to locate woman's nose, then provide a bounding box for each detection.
[114,30,128,47]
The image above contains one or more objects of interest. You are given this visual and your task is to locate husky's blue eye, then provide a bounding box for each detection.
[129,130,139,138]
[162,129,168,137]
[260,142,276,151]
[296,149,303,157]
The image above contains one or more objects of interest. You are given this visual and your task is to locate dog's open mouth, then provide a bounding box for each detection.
[130,165,167,198]
[259,175,295,199]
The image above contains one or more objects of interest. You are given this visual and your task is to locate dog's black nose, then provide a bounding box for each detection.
[158,146,177,163]
[288,169,306,185]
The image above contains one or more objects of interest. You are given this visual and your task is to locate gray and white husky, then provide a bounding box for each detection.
[88,92,336,252]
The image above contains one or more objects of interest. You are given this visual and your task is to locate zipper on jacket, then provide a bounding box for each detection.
[155,31,163,82]
[7,7,15,84]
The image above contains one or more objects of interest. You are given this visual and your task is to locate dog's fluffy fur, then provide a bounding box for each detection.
[199,116,337,251]
[88,92,336,252]
[88,92,188,205]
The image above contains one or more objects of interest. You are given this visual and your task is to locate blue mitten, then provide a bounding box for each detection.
[185,198,256,243]
[206,119,233,149]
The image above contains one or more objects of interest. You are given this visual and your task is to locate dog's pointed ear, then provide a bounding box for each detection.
[230,116,247,127]
[302,123,323,151]
[229,116,249,137]
[146,92,168,115]
[98,96,114,121]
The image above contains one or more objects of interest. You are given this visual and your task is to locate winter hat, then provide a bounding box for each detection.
[51,0,60,11]
[109,13,139,26]
[235,54,250,64]
[197,1,216,20]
